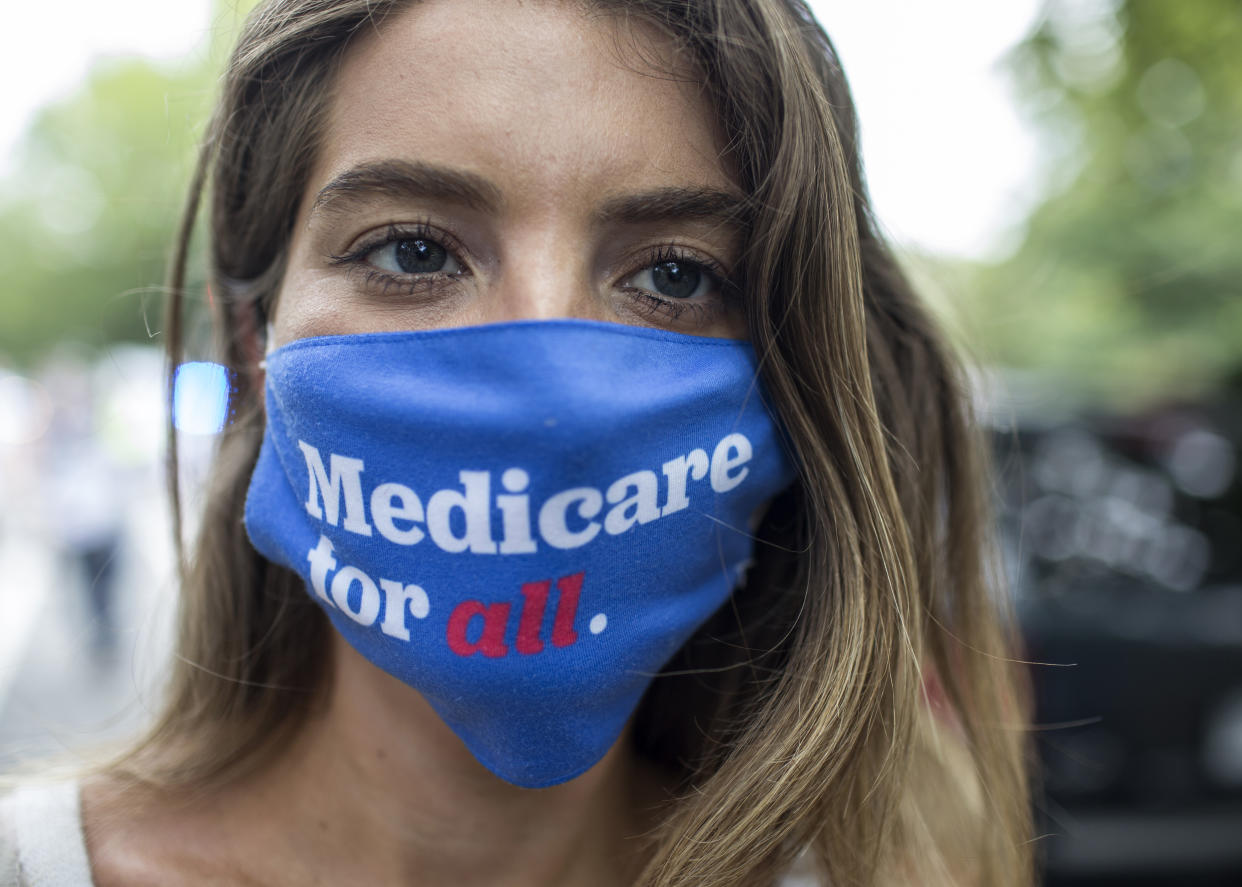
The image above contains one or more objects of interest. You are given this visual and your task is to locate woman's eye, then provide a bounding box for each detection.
[368,237,463,275]
[624,259,712,301]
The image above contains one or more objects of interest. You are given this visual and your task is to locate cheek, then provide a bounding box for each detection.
[272,254,484,344]
[271,253,334,343]
[720,311,749,341]
[272,254,381,343]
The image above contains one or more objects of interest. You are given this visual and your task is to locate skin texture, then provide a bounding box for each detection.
[83,1,741,884]
[274,0,746,344]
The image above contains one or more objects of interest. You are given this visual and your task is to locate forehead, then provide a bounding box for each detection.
[313,0,732,209]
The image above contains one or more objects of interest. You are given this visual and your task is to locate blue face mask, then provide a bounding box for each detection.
[244,319,796,788]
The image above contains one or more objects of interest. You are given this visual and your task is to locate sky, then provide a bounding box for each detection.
[0,0,1043,261]
[813,0,1044,258]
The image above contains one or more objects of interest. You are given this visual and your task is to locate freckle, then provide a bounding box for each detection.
[376,748,388,760]
[318,819,329,832]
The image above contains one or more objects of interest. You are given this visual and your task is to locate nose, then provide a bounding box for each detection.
[477,228,610,325]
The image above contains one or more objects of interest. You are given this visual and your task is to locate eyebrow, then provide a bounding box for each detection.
[309,159,749,231]
[311,160,504,218]
[595,187,749,230]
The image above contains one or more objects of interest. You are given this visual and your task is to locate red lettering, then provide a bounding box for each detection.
[551,572,583,648]
[444,573,584,658]
[516,580,550,655]
[446,600,511,658]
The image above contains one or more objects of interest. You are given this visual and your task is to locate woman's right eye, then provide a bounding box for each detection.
[366,237,464,276]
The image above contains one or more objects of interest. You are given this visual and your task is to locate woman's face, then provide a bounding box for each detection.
[272,0,746,345]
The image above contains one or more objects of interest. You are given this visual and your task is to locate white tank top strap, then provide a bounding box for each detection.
[0,781,93,887]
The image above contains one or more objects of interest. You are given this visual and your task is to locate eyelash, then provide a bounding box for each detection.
[327,223,736,325]
[617,244,730,326]
[328,221,469,299]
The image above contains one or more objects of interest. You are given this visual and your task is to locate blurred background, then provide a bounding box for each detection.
[0,0,1238,883]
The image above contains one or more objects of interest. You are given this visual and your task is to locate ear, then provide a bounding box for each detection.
[229,292,268,402]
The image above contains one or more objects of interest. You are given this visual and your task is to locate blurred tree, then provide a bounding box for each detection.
[959,0,1242,408]
[0,60,209,362]
[0,0,261,365]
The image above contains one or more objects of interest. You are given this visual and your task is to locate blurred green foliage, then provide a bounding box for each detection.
[0,60,208,362]
[0,0,259,366]
[960,0,1242,408]
[1,0,1237,408]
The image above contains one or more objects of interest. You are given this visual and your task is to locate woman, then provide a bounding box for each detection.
[1,0,1034,884]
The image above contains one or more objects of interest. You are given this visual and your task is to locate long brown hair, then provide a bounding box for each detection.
[125,1,1035,883]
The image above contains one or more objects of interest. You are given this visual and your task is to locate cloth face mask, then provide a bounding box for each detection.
[244,319,796,788]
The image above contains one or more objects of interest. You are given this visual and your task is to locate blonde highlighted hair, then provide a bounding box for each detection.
[115,1,1036,883]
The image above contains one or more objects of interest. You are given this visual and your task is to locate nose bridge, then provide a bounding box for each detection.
[486,222,605,323]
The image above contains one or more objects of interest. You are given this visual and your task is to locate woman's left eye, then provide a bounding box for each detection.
[622,258,714,301]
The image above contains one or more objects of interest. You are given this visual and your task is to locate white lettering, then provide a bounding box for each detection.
[710,433,752,493]
[379,578,430,640]
[297,440,372,536]
[426,470,498,554]
[497,468,537,554]
[371,482,425,546]
[660,449,710,516]
[330,565,381,626]
[604,470,660,535]
[539,487,603,549]
[294,430,757,557]
[306,534,337,607]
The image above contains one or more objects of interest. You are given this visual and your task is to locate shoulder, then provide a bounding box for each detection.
[80,776,210,887]
[81,775,275,887]
[0,781,94,887]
